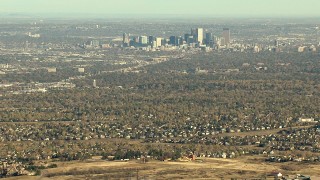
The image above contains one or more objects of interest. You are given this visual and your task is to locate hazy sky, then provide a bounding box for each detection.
[1,0,320,17]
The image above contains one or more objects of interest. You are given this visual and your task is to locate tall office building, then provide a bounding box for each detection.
[161,38,168,46]
[196,28,204,45]
[130,36,139,47]
[139,36,148,45]
[156,37,162,47]
[184,34,190,43]
[222,28,230,45]
[169,36,181,46]
[123,33,130,47]
[152,40,157,48]
[186,35,194,44]
[134,36,140,43]
[149,36,155,45]
[169,36,175,45]
[205,32,214,47]
[178,36,183,45]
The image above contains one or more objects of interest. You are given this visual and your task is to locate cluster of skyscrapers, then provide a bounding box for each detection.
[123,28,230,49]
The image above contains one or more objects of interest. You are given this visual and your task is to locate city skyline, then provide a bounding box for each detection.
[1,0,320,18]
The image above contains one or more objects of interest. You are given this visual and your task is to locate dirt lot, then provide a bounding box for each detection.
[6,156,320,180]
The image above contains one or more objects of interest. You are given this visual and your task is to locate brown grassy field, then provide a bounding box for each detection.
[5,156,320,180]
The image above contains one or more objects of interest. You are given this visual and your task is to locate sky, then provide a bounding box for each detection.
[0,0,320,18]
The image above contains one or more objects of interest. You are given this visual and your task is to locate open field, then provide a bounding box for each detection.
[5,156,320,180]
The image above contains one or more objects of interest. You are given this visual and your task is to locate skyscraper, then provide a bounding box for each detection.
[156,37,162,47]
[161,38,168,46]
[169,36,175,45]
[178,36,183,45]
[196,28,204,45]
[169,36,181,46]
[149,36,155,45]
[184,33,190,43]
[222,28,230,45]
[186,35,194,44]
[123,33,130,47]
[205,32,214,47]
[191,28,197,43]
[134,36,139,43]
[139,36,148,45]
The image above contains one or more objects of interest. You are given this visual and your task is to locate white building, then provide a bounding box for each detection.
[196,28,203,44]
[156,38,162,47]
[299,118,315,122]
[139,36,148,45]
[47,68,57,73]
[78,68,85,73]
[298,46,306,52]
[93,79,97,88]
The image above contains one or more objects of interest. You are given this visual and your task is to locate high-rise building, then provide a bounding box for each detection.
[220,37,225,46]
[130,36,140,47]
[149,36,155,45]
[134,36,140,43]
[169,36,175,45]
[156,37,162,47]
[123,33,130,47]
[187,36,194,44]
[169,36,178,45]
[139,36,148,45]
[205,32,214,47]
[161,38,168,46]
[178,36,183,45]
[152,40,157,48]
[196,28,204,44]
[222,28,230,45]
[184,34,190,43]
